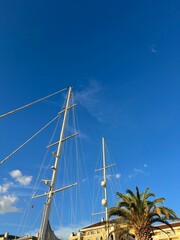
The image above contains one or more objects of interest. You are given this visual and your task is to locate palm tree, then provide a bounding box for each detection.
[108,187,179,240]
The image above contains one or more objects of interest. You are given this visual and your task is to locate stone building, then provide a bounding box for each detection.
[69,221,180,240]
[70,219,132,240]
[153,221,180,240]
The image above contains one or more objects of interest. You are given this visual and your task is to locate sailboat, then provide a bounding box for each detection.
[0,86,121,240]
[0,86,81,240]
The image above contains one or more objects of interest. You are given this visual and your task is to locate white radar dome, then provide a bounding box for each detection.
[102,199,107,206]
[101,181,106,187]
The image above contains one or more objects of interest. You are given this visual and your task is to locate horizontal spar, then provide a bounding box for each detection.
[46,132,79,148]
[32,182,78,199]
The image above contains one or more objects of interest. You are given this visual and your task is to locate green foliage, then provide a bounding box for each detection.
[108,186,179,240]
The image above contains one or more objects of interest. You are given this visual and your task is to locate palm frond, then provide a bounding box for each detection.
[109,186,179,240]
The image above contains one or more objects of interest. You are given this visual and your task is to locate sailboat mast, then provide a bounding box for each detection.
[102,137,108,222]
[101,137,116,240]
[39,86,73,240]
[94,137,115,221]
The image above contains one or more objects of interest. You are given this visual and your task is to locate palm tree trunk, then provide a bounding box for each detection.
[135,228,152,240]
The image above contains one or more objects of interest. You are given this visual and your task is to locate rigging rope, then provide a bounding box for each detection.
[32,116,61,198]
[0,87,67,119]
[0,114,60,165]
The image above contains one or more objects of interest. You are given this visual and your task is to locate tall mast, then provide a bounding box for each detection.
[33,86,77,240]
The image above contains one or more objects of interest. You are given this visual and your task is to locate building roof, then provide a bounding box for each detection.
[153,221,180,230]
[80,220,180,232]
[81,219,118,230]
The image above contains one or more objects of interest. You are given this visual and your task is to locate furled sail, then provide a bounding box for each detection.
[45,221,60,240]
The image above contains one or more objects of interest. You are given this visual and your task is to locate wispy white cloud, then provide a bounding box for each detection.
[95,172,121,181]
[128,165,149,179]
[0,195,19,214]
[75,80,102,109]
[82,178,87,183]
[74,80,105,123]
[78,131,88,140]
[107,173,121,180]
[9,170,32,186]
[0,182,13,193]
[74,80,127,128]
[151,44,158,54]
[115,173,121,179]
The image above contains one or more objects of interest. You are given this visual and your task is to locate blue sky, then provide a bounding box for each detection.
[0,0,180,239]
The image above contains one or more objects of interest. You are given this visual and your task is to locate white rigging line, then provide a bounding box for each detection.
[0,87,67,119]
[16,116,62,236]
[32,116,61,195]
[0,114,60,165]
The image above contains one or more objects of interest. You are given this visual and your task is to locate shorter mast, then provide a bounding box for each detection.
[95,137,115,222]
[102,137,108,221]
